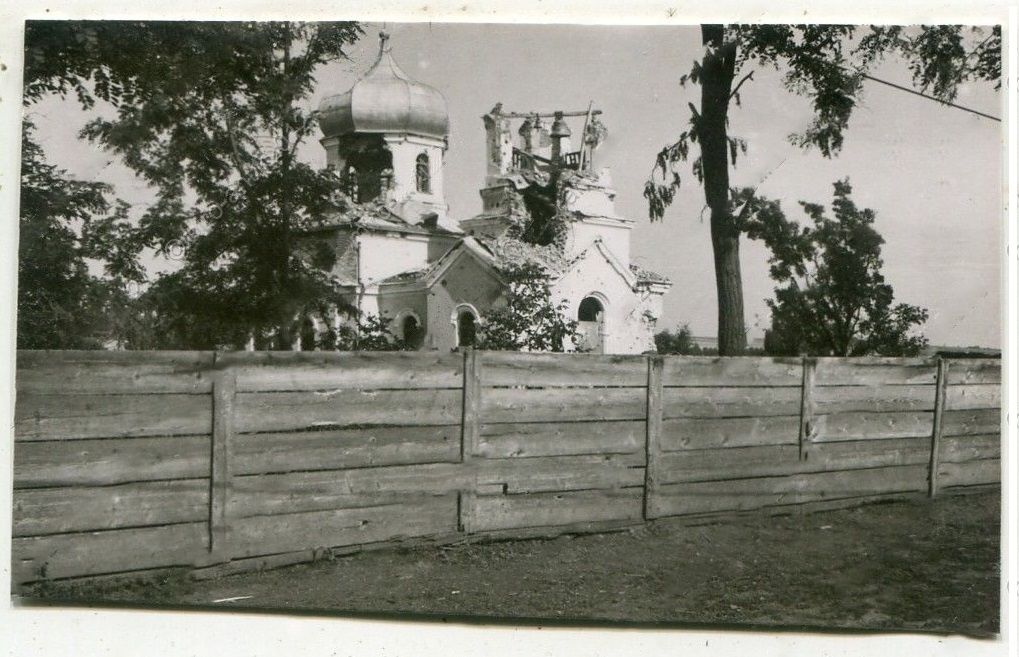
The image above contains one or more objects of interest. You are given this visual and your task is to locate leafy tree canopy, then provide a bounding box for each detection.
[644,24,999,355]
[476,262,582,352]
[739,179,928,357]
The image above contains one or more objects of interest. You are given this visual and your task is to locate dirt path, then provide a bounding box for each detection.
[27,490,1000,635]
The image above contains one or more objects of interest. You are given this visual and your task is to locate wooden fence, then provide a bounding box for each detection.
[11,350,1001,585]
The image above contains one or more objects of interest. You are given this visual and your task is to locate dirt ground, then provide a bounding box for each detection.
[24,490,1000,636]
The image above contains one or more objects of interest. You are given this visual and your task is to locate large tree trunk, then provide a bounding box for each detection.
[699,25,746,356]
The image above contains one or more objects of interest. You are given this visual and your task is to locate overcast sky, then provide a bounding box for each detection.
[27,22,1003,348]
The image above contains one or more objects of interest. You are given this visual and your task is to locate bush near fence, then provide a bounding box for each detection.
[11,350,1001,585]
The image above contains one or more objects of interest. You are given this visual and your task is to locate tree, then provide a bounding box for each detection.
[23,21,364,349]
[645,25,1000,355]
[17,120,144,348]
[654,324,703,355]
[476,262,582,352]
[741,179,928,357]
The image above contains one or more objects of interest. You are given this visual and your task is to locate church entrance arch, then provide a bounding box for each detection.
[577,295,606,354]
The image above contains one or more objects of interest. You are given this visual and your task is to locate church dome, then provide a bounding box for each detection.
[318,33,449,141]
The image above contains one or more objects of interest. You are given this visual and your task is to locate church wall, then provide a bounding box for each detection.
[553,254,657,354]
[426,254,504,352]
[567,222,631,265]
[383,135,446,211]
[357,233,432,285]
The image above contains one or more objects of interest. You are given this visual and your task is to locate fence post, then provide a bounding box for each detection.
[643,355,664,520]
[798,357,817,461]
[459,348,482,534]
[206,357,236,564]
[928,357,949,498]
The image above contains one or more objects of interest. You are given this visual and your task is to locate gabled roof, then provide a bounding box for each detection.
[307,204,461,237]
[375,236,501,289]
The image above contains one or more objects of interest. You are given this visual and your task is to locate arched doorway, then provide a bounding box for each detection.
[400,313,424,350]
[577,295,605,354]
[456,306,478,349]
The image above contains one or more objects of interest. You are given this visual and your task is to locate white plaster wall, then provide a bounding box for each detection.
[357,233,431,285]
[426,254,504,352]
[553,252,657,354]
[566,222,632,265]
[383,135,446,210]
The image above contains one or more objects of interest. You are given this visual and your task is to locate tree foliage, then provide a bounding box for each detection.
[645,24,999,355]
[23,21,364,349]
[476,262,582,352]
[654,323,705,355]
[739,179,928,357]
[17,120,144,348]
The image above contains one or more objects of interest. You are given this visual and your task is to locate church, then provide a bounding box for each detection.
[302,33,671,354]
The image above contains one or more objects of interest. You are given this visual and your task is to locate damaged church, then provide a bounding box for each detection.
[302,33,671,354]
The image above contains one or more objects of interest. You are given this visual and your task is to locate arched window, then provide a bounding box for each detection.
[415,152,431,194]
[578,296,604,322]
[457,308,477,348]
[401,313,423,349]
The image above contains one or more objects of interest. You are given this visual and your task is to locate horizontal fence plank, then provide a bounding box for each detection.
[940,434,1000,463]
[658,437,931,484]
[224,351,463,392]
[937,459,1000,488]
[231,464,464,517]
[234,389,462,433]
[16,351,215,395]
[229,495,458,558]
[660,416,800,451]
[482,387,647,424]
[13,435,210,488]
[662,387,803,418]
[811,411,933,443]
[812,385,936,414]
[13,480,209,536]
[813,358,937,386]
[661,357,803,387]
[12,522,209,584]
[477,453,645,494]
[942,408,1000,436]
[481,352,647,387]
[15,393,212,441]
[477,421,645,458]
[945,384,1001,411]
[653,464,929,517]
[233,426,460,475]
[471,488,644,532]
[945,359,1002,385]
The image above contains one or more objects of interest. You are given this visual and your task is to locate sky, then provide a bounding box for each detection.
[27,22,1004,348]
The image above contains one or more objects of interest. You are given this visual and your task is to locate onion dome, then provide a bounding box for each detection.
[318,32,449,140]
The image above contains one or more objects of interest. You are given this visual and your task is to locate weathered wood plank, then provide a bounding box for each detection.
[653,464,929,517]
[16,351,215,395]
[482,351,647,387]
[477,421,645,458]
[661,356,803,387]
[813,357,937,386]
[942,408,1000,436]
[482,387,647,424]
[812,385,936,413]
[13,480,209,536]
[644,356,664,519]
[937,459,1000,488]
[928,359,949,497]
[945,384,1001,411]
[657,438,931,484]
[660,416,800,451]
[470,488,644,532]
[662,387,803,418]
[232,426,461,474]
[799,358,815,460]
[12,522,209,584]
[945,359,1001,385]
[15,393,213,441]
[940,434,1000,463]
[224,350,463,392]
[478,453,646,495]
[234,388,463,433]
[13,435,211,488]
[810,411,934,443]
[209,369,236,557]
[232,464,464,517]
[229,495,458,558]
